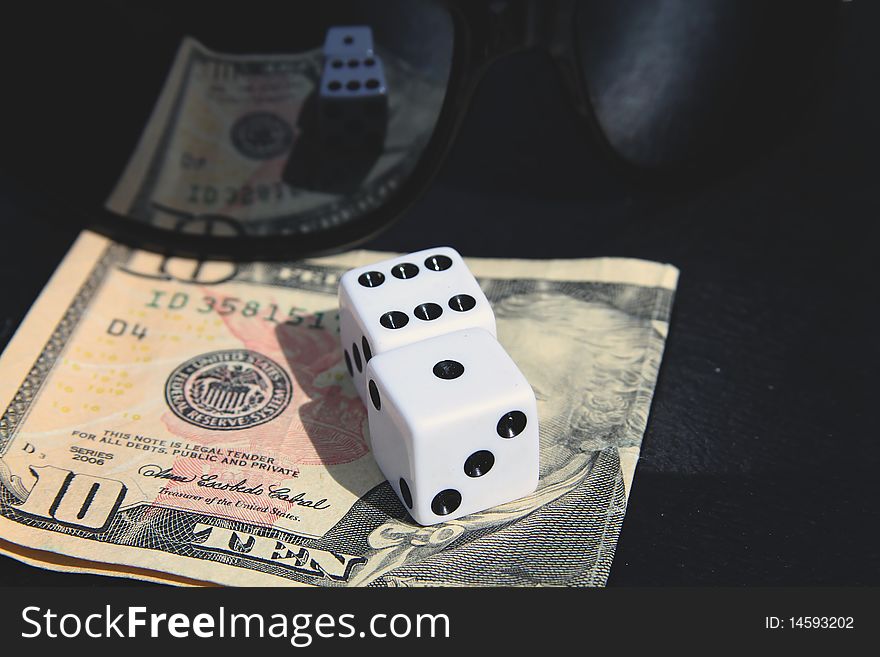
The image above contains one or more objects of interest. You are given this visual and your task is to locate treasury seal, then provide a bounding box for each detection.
[165,350,292,430]
[230,111,294,160]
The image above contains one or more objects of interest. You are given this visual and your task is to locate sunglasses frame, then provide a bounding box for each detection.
[88,0,606,261]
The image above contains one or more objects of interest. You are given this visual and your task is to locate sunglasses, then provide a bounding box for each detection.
[5,0,839,260]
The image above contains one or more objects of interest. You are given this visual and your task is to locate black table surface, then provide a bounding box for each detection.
[0,3,877,586]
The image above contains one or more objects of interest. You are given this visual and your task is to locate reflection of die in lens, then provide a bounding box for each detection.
[310,27,390,191]
[318,49,388,154]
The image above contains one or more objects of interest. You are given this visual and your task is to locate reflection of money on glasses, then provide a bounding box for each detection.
[95,0,830,260]
[106,18,447,259]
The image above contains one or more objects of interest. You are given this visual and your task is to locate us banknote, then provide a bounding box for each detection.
[105,37,446,237]
[0,232,677,586]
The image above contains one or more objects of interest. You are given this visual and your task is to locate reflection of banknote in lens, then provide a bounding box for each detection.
[0,232,677,586]
[106,37,447,236]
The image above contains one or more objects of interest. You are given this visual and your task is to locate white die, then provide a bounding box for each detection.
[338,246,496,404]
[364,328,539,525]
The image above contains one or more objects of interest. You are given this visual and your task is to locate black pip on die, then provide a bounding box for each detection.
[364,329,539,526]
[338,246,496,405]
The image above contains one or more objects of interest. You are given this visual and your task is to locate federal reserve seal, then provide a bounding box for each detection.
[165,350,292,430]
[230,111,294,160]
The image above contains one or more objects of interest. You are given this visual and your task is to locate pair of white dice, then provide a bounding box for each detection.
[339,247,539,525]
